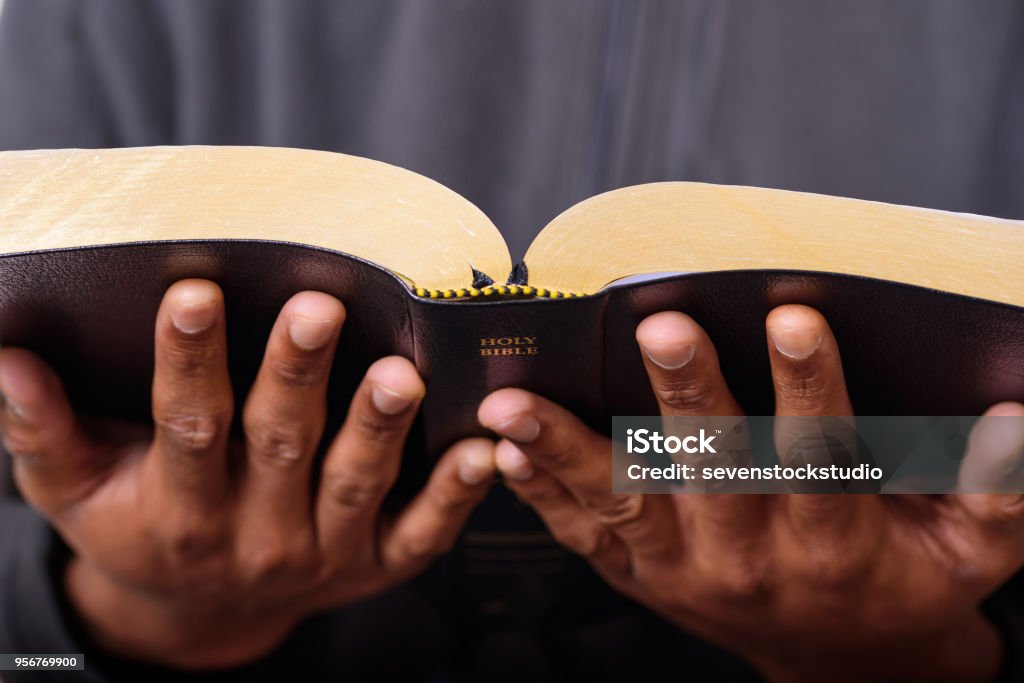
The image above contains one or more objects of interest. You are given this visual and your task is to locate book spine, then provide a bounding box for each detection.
[406,295,615,626]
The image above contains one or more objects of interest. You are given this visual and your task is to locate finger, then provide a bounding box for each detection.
[766,305,853,418]
[494,439,633,580]
[478,389,678,561]
[635,311,743,417]
[316,356,425,558]
[241,292,345,532]
[941,403,1024,586]
[957,402,1024,523]
[0,348,100,513]
[381,438,496,575]
[151,280,233,505]
[765,306,881,541]
[636,311,764,545]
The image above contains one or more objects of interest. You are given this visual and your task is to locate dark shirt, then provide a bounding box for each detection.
[0,1,1023,681]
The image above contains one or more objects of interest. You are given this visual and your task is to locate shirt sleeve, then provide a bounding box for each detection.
[0,502,108,682]
[984,573,1024,683]
[0,501,450,683]
[0,503,292,682]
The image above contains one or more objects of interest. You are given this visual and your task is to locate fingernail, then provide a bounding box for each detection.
[288,316,336,350]
[768,328,822,360]
[492,414,540,444]
[0,390,22,419]
[1003,456,1024,477]
[458,447,494,486]
[496,441,534,481]
[1,393,23,419]
[170,301,218,334]
[371,384,415,415]
[0,366,24,420]
[6,398,23,420]
[641,343,696,370]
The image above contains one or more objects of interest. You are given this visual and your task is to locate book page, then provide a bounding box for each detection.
[0,146,512,292]
[525,182,1024,307]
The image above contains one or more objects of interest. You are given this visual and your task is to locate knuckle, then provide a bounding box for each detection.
[978,500,1024,527]
[163,338,221,378]
[555,526,614,559]
[397,532,450,564]
[540,440,582,471]
[323,471,387,511]
[587,494,646,529]
[775,373,832,410]
[162,519,225,564]
[242,545,290,581]
[775,418,858,470]
[1,428,43,459]
[797,543,869,586]
[696,552,774,606]
[245,422,310,468]
[654,377,716,412]
[700,559,772,603]
[428,487,471,516]
[353,410,405,444]
[269,354,325,389]
[782,440,853,472]
[237,536,317,585]
[155,410,227,452]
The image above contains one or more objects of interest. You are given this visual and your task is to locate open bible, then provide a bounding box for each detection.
[2,145,1023,622]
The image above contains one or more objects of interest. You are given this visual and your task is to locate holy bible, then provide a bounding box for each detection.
[1,146,1023,624]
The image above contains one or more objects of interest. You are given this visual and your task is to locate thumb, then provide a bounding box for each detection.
[0,347,101,515]
[957,402,1024,524]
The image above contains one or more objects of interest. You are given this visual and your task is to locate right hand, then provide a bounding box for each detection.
[0,279,496,669]
[479,307,1024,683]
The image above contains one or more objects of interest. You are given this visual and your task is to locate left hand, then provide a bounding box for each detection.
[478,304,1024,683]
[0,281,497,669]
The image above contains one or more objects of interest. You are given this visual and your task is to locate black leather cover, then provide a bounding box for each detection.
[2,241,1023,626]
[603,271,1024,417]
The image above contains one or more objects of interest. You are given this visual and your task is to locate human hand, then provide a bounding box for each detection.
[479,304,1024,682]
[0,279,496,669]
